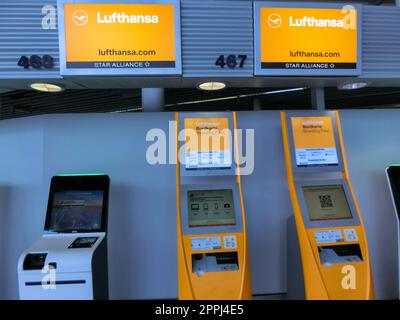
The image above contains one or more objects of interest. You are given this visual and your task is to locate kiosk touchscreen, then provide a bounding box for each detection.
[176,112,252,300]
[386,165,400,298]
[282,111,374,300]
[18,174,110,300]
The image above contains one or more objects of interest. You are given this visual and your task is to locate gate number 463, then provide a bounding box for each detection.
[215,55,247,69]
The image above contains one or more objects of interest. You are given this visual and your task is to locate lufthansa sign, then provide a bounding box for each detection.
[254,2,362,76]
[57,0,181,76]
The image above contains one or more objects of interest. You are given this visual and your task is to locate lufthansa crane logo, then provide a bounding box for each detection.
[268,13,282,29]
[73,10,89,26]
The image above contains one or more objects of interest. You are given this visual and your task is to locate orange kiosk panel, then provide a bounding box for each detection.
[281,111,374,300]
[176,112,252,300]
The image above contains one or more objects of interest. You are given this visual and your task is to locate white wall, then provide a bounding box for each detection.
[0,110,398,299]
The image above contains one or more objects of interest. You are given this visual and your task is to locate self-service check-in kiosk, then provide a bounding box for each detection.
[176,112,252,300]
[18,174,110,300]
[385,165,400,299]
[281,111,374,300]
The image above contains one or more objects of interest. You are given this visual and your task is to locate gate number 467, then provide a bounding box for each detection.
[215,55,247,69]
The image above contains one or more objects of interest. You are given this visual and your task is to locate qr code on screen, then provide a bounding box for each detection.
[319,195,333,208]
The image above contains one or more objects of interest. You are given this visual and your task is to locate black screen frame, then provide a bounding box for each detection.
[44,175,110,233]
[387,166,400,221]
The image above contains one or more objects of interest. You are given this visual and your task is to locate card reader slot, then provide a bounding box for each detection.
[207,252,239,265]
[25,280,86,286]
[318,244,363,265]
[192,252,239,276]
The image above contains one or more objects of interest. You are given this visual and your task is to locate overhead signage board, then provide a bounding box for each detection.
[254,2,361,76]
[57,0,181,76]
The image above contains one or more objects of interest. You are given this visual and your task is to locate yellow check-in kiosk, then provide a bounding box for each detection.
[281,111,374,300]
[176,112,252,300]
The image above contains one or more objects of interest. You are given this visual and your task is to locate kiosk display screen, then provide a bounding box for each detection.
[188,189,236,227]
[48,190,104,232]
[302,185,353,221]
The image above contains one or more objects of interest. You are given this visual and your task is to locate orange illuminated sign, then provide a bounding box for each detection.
[58,1,181,75]
[255,4,361,75]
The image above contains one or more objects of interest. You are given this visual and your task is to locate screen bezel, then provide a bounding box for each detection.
[295,179,361,229]
[387,166,400,221]
[187,189,237,228]
[302,184,353,222]
[44,175,110,233]
[180,183,243,235]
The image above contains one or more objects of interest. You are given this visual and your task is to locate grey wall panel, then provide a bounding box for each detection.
[0,110,398,299]
[362,6,400,77]
[0,116,45,299]
[181,0,254,77]
[42,113,178,299]
[0,0,59,79]
[340,109,399,299]
[239,111,291,295]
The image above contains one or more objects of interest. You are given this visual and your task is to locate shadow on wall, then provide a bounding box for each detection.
[107,183,133,299]
[107,182,178,300]
[0,186,10,299]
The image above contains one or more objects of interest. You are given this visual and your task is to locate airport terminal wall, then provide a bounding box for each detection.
[0,110,398,299]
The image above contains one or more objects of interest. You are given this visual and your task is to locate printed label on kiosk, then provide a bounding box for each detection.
[17,174,110,300]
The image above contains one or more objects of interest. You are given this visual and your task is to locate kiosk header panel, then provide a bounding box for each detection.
[285,111,344,173]
[44,174,110,233]
[179,112,236,177]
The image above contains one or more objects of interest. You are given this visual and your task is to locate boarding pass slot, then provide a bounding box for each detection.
[318,244,363,265]
[192,252,239,276]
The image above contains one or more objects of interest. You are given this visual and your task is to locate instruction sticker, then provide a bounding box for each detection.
[223,235,237,249]
[314,230,343,244]
[191,237,221,251]
[185,150,231,170]
[295,148,338,167]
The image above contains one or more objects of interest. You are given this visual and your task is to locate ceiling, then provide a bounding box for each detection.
[1,86,400,119]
